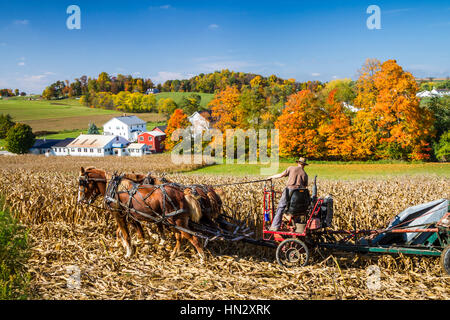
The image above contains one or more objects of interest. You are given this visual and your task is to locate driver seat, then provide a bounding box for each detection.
[284,188,311,216]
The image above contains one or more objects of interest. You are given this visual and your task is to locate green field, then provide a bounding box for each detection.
[187,162,450,179]
[155,92,214,108]
[0,98,166,132]
[0,98,117,121]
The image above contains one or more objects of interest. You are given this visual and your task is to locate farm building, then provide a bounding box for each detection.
[30,139,61,155]
[102,115,146,142]
[146,88,160,94]
[66,134,130,157]
[188,110,215,136]
[127,143,150,157]
[137,130,166,153]
[51,138,75,156]
[417,88,450,98]
[151,125,167,134]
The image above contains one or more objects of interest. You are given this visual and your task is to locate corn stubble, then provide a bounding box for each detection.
[0,155,449,300]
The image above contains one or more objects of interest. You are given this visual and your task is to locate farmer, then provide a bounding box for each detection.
[268,157,309,231]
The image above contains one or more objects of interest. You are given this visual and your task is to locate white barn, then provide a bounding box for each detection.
[66,134,130,157]
[127,143,150,157]
[51,138,75,156]
[103,115,147,142]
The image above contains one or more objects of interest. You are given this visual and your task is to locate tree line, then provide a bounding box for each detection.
[0,89,27,97]
[42,72,155,100]
[166,59,448,161]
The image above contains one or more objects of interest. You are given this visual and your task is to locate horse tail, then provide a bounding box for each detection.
[183,188,202,223]
[207,191,221,219]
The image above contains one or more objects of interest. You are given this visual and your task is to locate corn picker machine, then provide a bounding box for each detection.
[260,176,450,274]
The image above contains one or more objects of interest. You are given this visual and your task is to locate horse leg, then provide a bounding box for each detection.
[157,223,167,245]
[176,218,205,263]
[114,214,134,258]
[170,231,182,259]
[131,220,145,243]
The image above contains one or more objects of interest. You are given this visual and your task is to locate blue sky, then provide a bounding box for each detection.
[0,0,449,93]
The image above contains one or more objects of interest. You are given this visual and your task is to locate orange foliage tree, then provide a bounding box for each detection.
[209,86,246,131]
[318,89,355,160]
[165,109,190,151]
[371,60,434,160]
[353,59,434,160]
[275,90,326,159]
[352,58,382,159]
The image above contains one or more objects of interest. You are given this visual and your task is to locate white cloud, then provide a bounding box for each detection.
[199,60,253,72]
[13,20,29,25]
[152,71,191,83]
[17,62,25,67]
[149,4,171,10]
[208,24,219,30]
[311,72,321,77]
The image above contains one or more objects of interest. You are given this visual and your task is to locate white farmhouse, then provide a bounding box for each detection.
[103,115,147,142]
[66,134,130,157]
[188,111,214,137]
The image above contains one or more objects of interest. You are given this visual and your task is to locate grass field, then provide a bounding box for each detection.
[0,98,166,132]
[188,162,450,179]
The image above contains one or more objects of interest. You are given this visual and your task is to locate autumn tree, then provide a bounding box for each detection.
[318,89,355,160]
[352,58,382,159]
[275,90,326,159]
[165,109,190,151]
[372,60,434,160]
[209,86,245,131]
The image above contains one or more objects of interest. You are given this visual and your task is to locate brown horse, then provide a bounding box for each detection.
[77,167,205,260]
[124,173,223,223]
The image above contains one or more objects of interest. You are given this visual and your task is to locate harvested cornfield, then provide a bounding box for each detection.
[0,155,449,300]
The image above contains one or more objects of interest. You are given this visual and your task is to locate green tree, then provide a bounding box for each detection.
[0,114,15,139]
[157,98,178,119]
[421,95,450,140]
[87,123,100,134]
[181,93,202,115]
[6,123,35,154]
[434,130,450,162]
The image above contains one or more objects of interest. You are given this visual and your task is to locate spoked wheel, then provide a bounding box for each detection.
[441,244,450,275]
[276,238,310,268]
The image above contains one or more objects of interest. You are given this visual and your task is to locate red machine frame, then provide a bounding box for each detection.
[262,182,323,240]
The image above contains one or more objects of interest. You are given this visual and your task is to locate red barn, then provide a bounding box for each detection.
[151,125,167,134]
[137,131,166,153]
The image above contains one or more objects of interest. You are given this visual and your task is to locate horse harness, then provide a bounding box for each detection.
[104,173,188,224]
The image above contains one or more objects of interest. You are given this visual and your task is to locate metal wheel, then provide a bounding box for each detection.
[276,238,309,268]
[441,244,450,275]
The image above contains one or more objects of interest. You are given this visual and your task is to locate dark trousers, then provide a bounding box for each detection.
[270,187,296,229]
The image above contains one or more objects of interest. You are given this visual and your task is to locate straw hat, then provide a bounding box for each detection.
[296,157,309,165]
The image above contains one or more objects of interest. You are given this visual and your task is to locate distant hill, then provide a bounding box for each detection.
[155,92,214,109]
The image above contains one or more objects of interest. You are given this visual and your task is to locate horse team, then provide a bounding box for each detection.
[77,167,224,262]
